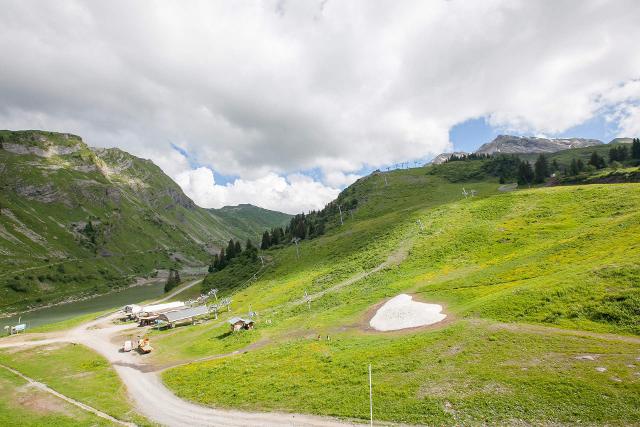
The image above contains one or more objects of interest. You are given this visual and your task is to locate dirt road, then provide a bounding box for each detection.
[0,312,355,426]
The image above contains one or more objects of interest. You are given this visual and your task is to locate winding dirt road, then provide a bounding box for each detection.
[0,312,355,426]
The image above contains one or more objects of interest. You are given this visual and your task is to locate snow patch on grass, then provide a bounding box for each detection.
[370,294,446,331]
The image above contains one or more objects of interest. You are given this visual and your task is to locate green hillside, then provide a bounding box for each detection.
[209,204,291,242]
[0,130,289,314]
[156,158,640,425]
[517,140,630,166]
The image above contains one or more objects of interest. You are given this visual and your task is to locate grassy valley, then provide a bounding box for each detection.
[2,139,639,426]
[157,150,640,425]
[0,130,289,314]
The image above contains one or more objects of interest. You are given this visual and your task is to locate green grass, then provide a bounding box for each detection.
[165,321,640,425]
[0,365,114,426]
[4,137,640,424]
[160,175,640,425]
[0,343,148,425]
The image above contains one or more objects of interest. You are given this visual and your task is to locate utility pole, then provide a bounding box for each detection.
[369,364,373,427]
[338,205,344,225]
[292,237,300,259]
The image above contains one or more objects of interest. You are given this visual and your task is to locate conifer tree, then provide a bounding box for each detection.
[209,254,219,273]
[588,151,606,169]
[517,161,534,185]
[261,231,271,250]
[226,239,236,259]
[534,154,549,183]
[632,138,640,159]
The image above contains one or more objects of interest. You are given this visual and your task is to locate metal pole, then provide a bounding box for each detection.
[369,364,373,426]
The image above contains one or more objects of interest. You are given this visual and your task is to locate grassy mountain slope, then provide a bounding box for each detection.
[0,130,288,314]
[209,204,291,243]
[517,140,631,166]
[156,159,640,425]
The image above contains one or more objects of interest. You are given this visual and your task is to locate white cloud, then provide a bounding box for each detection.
[175,166,339,214]
[609,103,640,137]
[1,1,639,212]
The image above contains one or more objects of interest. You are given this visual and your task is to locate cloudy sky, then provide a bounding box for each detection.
[1,1,639,213]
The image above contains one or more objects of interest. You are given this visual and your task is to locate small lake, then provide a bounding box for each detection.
[0,281,166,329]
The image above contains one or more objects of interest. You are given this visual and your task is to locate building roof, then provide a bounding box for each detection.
[228,316,254,324]
[142,301,184,314]
[159,305,209,323]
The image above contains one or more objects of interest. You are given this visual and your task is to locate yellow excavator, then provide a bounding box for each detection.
[137,336,153,354]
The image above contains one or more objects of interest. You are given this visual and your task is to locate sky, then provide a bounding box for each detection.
[1,1,639,214]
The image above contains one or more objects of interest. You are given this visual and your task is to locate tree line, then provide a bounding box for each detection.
[260,195,358,250]
[481,154,551,185]
[209,238,258,273]
[458,140,640,185]
[446,153,491,162]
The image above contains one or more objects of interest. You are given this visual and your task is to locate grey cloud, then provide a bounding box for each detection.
[1,0,639,211]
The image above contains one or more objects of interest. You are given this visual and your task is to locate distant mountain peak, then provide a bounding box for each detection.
[476,135,603,155]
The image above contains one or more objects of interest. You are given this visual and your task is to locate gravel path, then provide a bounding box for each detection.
[0,313,355,426]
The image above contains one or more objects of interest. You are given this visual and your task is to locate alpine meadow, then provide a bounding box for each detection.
[1,2,640,426]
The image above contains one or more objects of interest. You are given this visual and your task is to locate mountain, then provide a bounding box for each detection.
[475,134,603,154]
[210,204,290,241]
[429,151,469,165]
[162,151,640,425]
[0,130,289,313]
[609,137,634,145]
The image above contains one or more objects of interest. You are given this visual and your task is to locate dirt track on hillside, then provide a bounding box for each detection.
[0,308,357,426]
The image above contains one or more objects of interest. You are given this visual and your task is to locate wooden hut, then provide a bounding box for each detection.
[228,317,255,331]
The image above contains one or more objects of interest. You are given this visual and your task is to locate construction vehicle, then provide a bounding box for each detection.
[137,337,153,354]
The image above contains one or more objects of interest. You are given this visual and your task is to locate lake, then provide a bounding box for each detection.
[0,281,166,329]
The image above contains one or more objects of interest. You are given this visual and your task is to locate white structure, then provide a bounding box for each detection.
[141,301,184,315]
[123,304,142,315]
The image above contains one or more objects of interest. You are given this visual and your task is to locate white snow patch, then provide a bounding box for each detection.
[370,294,446,331]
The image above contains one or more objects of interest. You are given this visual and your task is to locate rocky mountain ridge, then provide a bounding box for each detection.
[476,135,603,155]
[429,134,605,164]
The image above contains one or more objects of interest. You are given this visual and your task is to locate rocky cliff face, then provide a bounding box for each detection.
[0,130,289,313]
[475,135,602,155]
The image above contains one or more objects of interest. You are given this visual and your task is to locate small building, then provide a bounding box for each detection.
[5,324,27,335]
[141,301,185,315]
[123,304,142,315]
[228,317,255,332]
[157,305,209,328]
